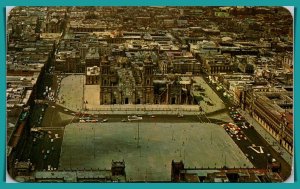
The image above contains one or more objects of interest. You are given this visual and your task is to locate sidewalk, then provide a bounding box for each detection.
[238,108,293,166]
[85,104,201,115]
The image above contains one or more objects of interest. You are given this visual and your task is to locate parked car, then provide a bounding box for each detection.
[177,114,184,118]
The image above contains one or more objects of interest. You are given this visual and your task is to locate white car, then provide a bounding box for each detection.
[127,115,142,121]
[177,114,184,118]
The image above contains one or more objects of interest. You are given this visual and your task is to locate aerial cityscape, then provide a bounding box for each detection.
[6,6,293,183]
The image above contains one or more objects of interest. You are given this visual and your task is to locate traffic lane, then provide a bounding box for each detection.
[240,124,289,160]
[224,128,264,167]
[42,131,63,170]
[201,75,233,107]
[225,120,291,180]
[227,130,271,169]
[29,104,48,127]
[239,125,292,179]
[29,130,64,171]
[228,109,291,175]
[70,114,228,124]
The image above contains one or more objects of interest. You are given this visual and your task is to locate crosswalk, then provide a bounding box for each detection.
[196,114,211,123]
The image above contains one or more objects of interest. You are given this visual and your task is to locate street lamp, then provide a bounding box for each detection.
[137,120,140,148]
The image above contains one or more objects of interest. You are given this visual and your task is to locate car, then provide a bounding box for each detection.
[150,115,156,118]
[102,118,108,122]
[177,114,184,118]
[33,138,36,142]
[244,137,247,140]
[47,150,50,154]
[128,115,142,121]
[64,109,69,112]
[236,137,241,141]
[121,119,127,122]
[51,139,54,143]
[43,155,47,160]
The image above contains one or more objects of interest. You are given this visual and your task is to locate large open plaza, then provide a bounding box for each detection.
[59,122,253,181]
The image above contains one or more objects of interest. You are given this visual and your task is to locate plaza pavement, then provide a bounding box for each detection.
[59,122,253,181]
[57,75,227,116]
[57,75,84,111]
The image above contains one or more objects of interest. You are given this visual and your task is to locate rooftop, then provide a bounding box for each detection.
[86,66,100,76]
